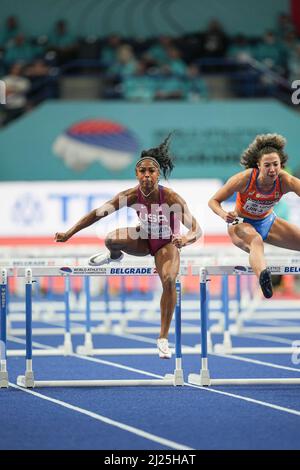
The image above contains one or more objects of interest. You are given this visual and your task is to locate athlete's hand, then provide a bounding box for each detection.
[223,211,238,224]
[55,232,71,243]
[172,235,188,248]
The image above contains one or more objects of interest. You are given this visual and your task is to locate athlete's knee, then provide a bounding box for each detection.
[161,274,177,290]
[232,238,249,253]
[250,235,263,247]
[105,231,118,249]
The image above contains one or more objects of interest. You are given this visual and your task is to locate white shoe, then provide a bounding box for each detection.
[88,251,124,266]
[157,338,172,359]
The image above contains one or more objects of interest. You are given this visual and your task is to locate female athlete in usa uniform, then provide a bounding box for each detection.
[55,135,202,358]
[208,134,300,298]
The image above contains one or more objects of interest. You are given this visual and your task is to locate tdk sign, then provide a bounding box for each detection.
[284,267,300,273]
[110,267,152,275]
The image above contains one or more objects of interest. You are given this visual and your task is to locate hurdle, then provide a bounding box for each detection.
[0,269,9,387]
[188,265,300,386]
[1,266,186,388]
[214,257,300,355]
[4,273,74,358]
[231,256,300,337]
[0,257,211,357]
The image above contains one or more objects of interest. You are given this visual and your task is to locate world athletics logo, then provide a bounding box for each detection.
[53,119,139,172]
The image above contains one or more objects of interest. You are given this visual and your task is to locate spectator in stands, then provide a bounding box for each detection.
[122,61,155,101]
[48,20,77,65]
[281,30,300,75]
[154,65,185,100]
[254,31,284,72]
[24,59,58,104]
[107,44,138,78]
[0,16,21,47]
[104,44,138,98]
[143,35,173,68]
[1,63,31,124]
[100,34,122,67]
[184,64,208,101]
[276,12,295,41]
[227,35,254,62]
[227,35,260,97]
[288,44,300,82]
[165,47,187,76]
[202,19,228,58]
[253,31,285,96]
[4,33,35,68]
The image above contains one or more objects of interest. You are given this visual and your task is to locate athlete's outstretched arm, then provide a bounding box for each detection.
[208,171,250,223]
[169,192,202,248]
[55,190,132,242]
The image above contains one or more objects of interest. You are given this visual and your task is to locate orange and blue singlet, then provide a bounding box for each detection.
[235,168,283,240]
[136,185,179,255]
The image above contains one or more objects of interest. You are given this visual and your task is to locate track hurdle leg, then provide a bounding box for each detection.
[17,269,35,388]
[77,277,94,355]
[214,275,232,353]
[188,268,211,386]
[204,285,213,351]
[0,269,9,388]
[103,278,112,332]
[236,275,242,318]
[165,275,184,385]
[61,276,73,354]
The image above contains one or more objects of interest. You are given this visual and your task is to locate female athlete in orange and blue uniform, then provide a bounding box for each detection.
[209,134,300,298]
[55,135,202,358]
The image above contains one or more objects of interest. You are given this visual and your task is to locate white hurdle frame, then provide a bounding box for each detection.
[0,266,187,388]
[213,259,300,355]
[1,258,211,357]
[188,265,300,386]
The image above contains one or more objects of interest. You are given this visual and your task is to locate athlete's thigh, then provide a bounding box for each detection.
[266,217,300,250]
[228,225,250,252]
[154,243,180,281]
[229,222,262,246]
[109,227,150,256]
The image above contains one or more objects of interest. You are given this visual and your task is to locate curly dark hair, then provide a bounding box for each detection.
[139,133,175,178]
[240,134,288,169]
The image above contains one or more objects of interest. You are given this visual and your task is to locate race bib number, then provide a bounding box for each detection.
[141,221,172,239]
[243,198,276,216]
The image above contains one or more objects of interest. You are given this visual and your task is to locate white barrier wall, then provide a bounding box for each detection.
[1,179,299,240]
[0,179,232,238]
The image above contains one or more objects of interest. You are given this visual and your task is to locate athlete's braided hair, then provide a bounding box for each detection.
[240,134,288,169]
[138,133,174,178]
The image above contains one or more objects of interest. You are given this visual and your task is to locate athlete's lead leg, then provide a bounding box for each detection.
[89,227,150,265]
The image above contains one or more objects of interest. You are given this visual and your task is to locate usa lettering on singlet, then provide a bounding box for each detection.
[138,204,172,239]
[136,185,176,240]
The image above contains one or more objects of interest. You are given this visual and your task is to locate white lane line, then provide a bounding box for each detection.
[242,334,294,345]
[8,335,56,350]
[199,386,300,417]
[9,331,300,377]
[215,353,300,373]
[74,353,164,378]
[246,319,300,327]
[9,383,193,451]
[9,330,300,421]
[243,333,296,345]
